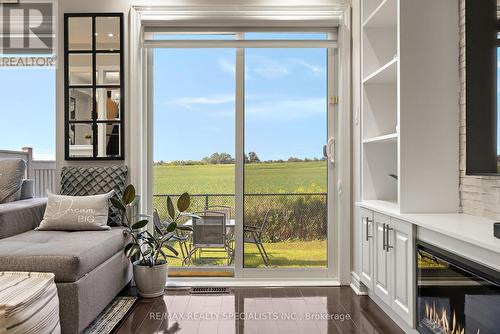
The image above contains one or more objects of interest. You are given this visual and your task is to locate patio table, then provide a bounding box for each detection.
[184,219,236,227]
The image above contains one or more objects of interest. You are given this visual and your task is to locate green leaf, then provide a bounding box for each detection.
[132,219,148,230]
[142,248,152,257]
[177,192,190,212]
[161,232,174,242]
[110,198,126,212]
[122,185,136,205]
[167,196,175,220]
[163,244,179,256]
[177,225,194,232]
[154,224,162,236]
[166,222,177,232]
[124,243,140,258]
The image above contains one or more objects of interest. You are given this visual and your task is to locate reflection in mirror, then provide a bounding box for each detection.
[68,17,92,50]
[96,88,120,120]
[96,17,120,51]
[69,123,93,158]
[465,0,500,174]
[69,88,93,121]
[69,54,92,85]
[97,123,121,157]
[96,54,120,85]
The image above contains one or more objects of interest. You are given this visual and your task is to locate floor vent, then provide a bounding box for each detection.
[189,287,230,295]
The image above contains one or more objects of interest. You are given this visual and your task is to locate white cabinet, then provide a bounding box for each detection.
[389,217,414,325]
[373,213,391,304]
[360,208,374,289]
[358,207,415,327]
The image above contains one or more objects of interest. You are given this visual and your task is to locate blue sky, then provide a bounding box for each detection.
[0,33,328,162]
[153,33,328,162]
[0,68,55,160]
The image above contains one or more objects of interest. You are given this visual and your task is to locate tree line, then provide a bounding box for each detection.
[155,152,326,166]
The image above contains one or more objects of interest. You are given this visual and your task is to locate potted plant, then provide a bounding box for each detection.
[111,184,194,298]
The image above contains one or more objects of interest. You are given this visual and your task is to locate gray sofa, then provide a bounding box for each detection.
[0,198,132,333]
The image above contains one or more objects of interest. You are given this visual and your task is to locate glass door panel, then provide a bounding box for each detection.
[243,43,329,269]
[153,37,236,272]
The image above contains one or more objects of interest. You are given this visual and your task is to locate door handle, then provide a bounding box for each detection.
[364,217,372,241]
[386,226,394,252]
[324,138,335,164]
[382,223,386,251]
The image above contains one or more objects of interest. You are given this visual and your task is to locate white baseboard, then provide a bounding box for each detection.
[350,272,368,295]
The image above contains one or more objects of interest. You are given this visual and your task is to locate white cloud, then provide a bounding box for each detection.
[164,94,235,108]
[163,93,326,121]
[250,57,289,79]
[218,58,235,75]
[291,59,325,75]
[246,97,326,121]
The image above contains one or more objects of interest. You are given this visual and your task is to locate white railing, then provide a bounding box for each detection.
[1,147,56,198]
[32,160,56,197]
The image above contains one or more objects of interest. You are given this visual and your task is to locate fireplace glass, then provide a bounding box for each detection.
[417,242,500,334]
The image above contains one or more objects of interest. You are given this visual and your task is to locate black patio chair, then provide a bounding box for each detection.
[243,209,270,266]
[184,210,232,265]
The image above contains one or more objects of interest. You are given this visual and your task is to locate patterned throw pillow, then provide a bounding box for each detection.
[60,166,128,226]
[0,159,26,204]
[37,191,114,231]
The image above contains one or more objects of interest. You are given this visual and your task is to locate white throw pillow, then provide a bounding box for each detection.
[37,191,114,231]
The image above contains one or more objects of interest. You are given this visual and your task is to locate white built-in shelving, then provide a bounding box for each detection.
[360,0,459,213]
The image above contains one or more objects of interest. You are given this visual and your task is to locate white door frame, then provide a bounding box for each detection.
[129,5,351,284]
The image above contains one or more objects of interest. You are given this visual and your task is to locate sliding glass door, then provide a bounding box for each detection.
[153,34,236,274]
[150,32,336,278]
[243,34,329,270]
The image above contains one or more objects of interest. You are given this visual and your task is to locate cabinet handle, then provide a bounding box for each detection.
[382,223,386,251]
[364,217,373,241]
[386,226,394,252]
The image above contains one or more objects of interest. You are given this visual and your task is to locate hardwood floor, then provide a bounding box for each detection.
[114,287,404,334]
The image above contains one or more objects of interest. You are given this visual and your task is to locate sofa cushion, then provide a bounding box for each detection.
[0,227,129,282]
[0,158,26,203]
[0,198,46,239]
[37,191,114,231]
[60,166,128,227]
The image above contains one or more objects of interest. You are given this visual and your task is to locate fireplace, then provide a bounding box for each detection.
[416,241,500,334]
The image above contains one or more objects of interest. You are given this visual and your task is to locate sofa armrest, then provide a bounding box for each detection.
[0,198,46,239]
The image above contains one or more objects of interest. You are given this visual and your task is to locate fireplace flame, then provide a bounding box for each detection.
[423,302,480,334]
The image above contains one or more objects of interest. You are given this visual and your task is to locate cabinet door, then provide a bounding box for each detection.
[373,213,391,304]
[389,218,415,326]
[360,208,374,289]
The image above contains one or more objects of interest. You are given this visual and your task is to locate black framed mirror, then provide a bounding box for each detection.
[64,13,124,160]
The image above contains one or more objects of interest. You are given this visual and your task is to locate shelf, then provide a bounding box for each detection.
[363,133,398,144]
[363,58,397,84]
[363,0,397,28]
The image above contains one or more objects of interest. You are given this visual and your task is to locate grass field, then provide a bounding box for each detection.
[154,161,328,269]
[166,240,327,268]
[153,161,327,195]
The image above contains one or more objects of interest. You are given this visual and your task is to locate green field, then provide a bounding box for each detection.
[153,161,327,195]
[166,240,327,268]
[154,161,328,269]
